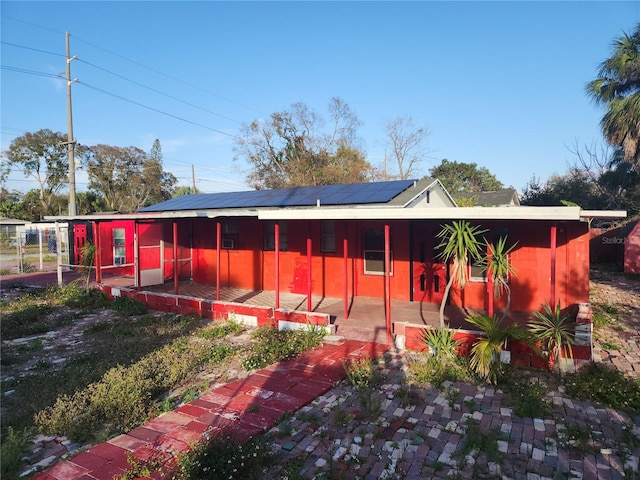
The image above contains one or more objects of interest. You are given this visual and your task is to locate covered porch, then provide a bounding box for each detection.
[100,275,533,345]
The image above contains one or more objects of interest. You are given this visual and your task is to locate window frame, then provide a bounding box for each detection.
[113,228,126,265]
[263,221,288,251]
[321,220,336,253]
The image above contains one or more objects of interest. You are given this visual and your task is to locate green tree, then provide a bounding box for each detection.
[586,23,640,166]
[144,139,176,204]
[234,98,373,189]
[173,186,201,197]
[85,144,176,213]
[428,159,503,193]
[3,129,70,215]
[436,221,486,329]
[382,116,430,180]
[520,169,603,209]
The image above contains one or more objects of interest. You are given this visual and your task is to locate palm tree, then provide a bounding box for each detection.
[482,236,518,322]
[436,221,486,328]
[586,24,640,167]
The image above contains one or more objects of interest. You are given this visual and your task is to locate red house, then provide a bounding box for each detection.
[82,179,625,367]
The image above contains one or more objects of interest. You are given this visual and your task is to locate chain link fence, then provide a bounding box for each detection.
[0,224,70,274]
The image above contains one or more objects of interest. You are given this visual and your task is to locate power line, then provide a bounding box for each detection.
[1,65,62,79]
[0,40,66,58]
[77,58,242,124]
[71,33,266,117]
[78,81,238,138]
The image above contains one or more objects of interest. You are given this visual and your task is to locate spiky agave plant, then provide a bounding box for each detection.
[466,314,530,384]
[528,301,575,371]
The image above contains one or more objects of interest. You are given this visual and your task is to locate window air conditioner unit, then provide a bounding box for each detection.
[114,257,125,265]
[222,238,234,249]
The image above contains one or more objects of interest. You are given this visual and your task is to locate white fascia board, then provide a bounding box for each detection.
[579,210,627,220]
[46,209,260,222]
[258,206,584,221]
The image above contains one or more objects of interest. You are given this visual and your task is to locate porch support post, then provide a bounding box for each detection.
[173,221,179,296]
[135,222,140,290]
[343,223,349,319]
[487,243,494,317]
[307,235,312,312]
[93,221,102,284]
[550,223,557,307]
[384,223,391,345]
[275,222,280,310]
[216,221,221,301]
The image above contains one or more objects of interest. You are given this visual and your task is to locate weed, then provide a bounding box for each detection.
[600,340,620,351]
[174,433,273,479]
[109,295,148,316]
[204,343,238,364]
[407,353,468,388]
[332,408,354,427]
[296,411,321,423]
[242,327,325,370]
[501,375,552,419]
[355,389,382,422]
[196,320,244,340]
[343,357,383,390]
[566,363,640,414]
[455,418,505,466]
[1,427,31,480]
[556,424,593,453]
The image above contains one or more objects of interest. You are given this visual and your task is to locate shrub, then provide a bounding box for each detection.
[109,296,148,316]
[175,434,273,480]
[242,327,325,371]
[1,427,32,480]
[528,302,575,369]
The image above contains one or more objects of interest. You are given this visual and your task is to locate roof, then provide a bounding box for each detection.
[139,179,418,212]
[0,217,28,225]
[452,188,520,207]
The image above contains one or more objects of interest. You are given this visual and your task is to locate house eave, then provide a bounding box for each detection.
[258,206,595,221]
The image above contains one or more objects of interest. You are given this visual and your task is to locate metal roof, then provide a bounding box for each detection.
[138,180,417,212]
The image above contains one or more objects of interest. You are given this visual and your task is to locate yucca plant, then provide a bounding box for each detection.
[420,327,460,361]
[436,221,487,328]
[481,236,518,322]
[466,314,530,385]
[528,301,575,371]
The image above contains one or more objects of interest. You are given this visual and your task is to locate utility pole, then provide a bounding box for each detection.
[66,31,78,216]
[191,164,196,193]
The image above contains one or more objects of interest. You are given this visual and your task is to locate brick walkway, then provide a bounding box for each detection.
[32,340,389,480]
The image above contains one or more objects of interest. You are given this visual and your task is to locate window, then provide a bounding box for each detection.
[113,228,126,265]
[264,221,288,251]
[321,220,335,252]
[468,228,511,282]
[222,221,238,249]
[364,251,393,275]
[363,228,393,275]
[469,255,486,282]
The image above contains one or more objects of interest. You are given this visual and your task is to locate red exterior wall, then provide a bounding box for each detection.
[447,221,590,313]
[113,216,591,316]
[624,222,640,274]
[97,220,135,276]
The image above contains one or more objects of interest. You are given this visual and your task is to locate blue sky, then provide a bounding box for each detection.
[2,1,639,196]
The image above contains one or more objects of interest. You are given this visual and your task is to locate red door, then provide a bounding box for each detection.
[74,224,88,265]
[414,226,447,305]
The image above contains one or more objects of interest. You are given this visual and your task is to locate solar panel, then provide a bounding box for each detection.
[139,179,417,212]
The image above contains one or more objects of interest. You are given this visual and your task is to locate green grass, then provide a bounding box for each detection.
[566,363,640,414]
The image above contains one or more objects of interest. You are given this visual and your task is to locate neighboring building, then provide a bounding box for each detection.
[590,220,638,268]
[624,221,640,274]
[452,188,520,207]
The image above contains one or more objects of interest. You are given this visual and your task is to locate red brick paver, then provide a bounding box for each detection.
[33,340,384,480]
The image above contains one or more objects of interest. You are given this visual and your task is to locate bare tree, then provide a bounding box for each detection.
[383,116,430,180]
[234,98,372,189]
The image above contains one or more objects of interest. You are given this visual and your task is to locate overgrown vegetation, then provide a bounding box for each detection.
[242,326,326,370]
[566,363,640,414]
[175,433,273,480]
